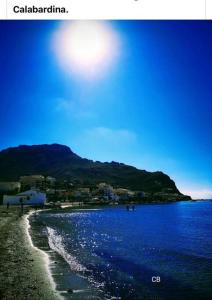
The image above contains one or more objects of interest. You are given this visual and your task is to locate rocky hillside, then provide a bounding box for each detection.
[0,144,189,198]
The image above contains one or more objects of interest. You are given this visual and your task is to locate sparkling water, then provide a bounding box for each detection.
[30,201,212,299]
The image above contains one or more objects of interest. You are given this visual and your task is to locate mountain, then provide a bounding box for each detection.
[0,144,190,198]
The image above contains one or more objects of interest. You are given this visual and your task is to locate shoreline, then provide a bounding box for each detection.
[24,210,63,300]
[29,206,104,299]
[0,206,60,300]
[1,201,210,299]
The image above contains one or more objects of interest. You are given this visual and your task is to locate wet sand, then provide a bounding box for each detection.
[0,206,59,300]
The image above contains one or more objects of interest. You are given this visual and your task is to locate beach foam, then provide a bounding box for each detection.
[47,226,87,273]
[46,226,106,295]
[24,211,63,300]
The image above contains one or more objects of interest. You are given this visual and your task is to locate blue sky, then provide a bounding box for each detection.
[0,21,212,198]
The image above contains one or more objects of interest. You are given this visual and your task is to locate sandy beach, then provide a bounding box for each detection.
[0,206,59,300]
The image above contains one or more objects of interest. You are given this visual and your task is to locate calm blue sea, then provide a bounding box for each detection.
[30,201,212,299]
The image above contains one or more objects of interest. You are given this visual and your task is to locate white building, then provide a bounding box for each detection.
[3,189,46,206]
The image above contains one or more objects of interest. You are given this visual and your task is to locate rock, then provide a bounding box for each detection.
[67,288,73,294]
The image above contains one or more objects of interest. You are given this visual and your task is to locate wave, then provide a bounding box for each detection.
[46,227,108,297]
[47,227,87,272]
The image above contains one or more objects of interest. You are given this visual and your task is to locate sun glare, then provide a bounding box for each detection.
[53,21,119,79]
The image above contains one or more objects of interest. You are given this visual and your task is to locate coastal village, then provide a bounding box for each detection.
[0,174,186,207]
[0,174,144,206]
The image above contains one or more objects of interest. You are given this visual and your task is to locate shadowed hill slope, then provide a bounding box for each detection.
[0,144,187,196]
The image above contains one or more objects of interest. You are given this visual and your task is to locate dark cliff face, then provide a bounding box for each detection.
[0,143,182,194]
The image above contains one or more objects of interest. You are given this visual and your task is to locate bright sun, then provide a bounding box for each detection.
[53,21,119,79]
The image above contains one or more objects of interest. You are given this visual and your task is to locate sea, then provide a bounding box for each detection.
[29,201,212,300]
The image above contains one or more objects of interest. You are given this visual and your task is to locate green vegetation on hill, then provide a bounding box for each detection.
[0,144,189,199]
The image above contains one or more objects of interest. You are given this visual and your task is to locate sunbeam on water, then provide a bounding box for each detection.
[30,202,212,300]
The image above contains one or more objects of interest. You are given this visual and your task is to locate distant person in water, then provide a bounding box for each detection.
[132,205,135,211]
[7,202,10,209]
[126,205,130,211]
